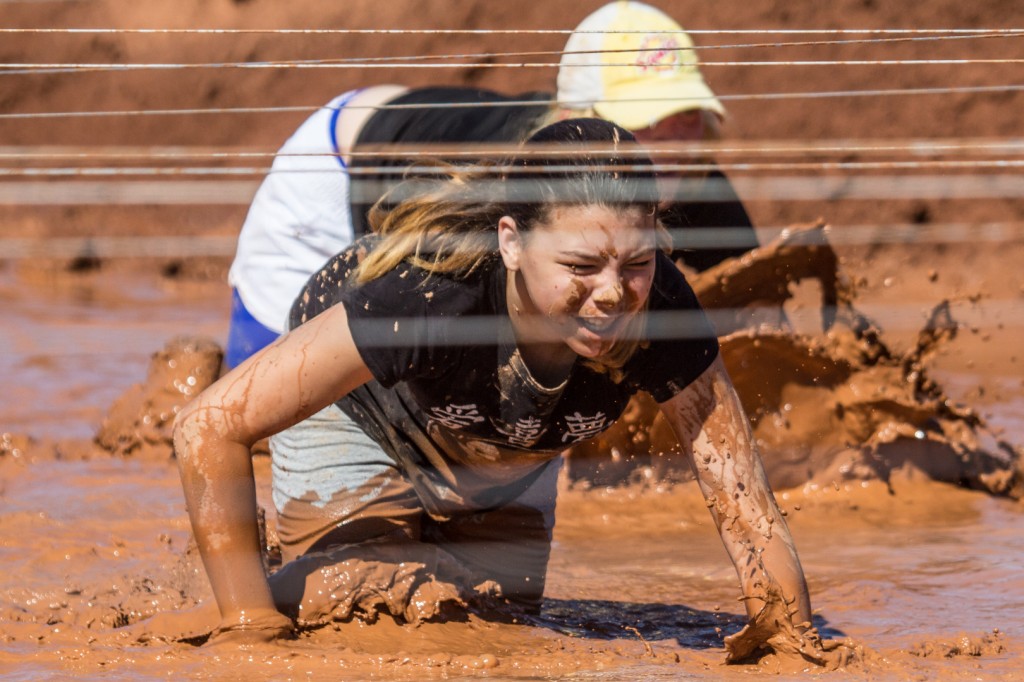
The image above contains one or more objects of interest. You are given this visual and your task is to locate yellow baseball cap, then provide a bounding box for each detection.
[556,1,725,131]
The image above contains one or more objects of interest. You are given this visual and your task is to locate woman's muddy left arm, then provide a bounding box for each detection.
[659,356,816,660]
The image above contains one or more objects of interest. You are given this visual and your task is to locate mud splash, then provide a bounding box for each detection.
[566,223,1024,496]
[94,335,223,459]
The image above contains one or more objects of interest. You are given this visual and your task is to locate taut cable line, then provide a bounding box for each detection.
[3,159,1024,177]
[2,27,1024,35]
[1,221,1022,258]
[3,84,1024,119]
[3,137,1024,161]
[4,31,1023,62]
[3,58,1024,74]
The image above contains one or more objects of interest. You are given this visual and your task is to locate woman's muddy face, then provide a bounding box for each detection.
[499,204,657,359]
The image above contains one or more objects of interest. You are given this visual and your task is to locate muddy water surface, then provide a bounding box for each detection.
[1,271,1022,680]
[2,456,1022,680]
[0,268,227,440]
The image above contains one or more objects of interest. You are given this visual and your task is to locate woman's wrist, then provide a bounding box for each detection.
[213,609,294,638]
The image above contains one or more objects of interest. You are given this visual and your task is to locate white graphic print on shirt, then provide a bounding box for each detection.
[497,415,546,448]
[429,403,486,429]
[561,411,608,444]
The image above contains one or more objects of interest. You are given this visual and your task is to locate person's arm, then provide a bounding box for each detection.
[658,356,820,662]
[172,302,373,642]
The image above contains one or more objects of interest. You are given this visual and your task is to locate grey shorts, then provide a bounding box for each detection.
[270,404,560,604]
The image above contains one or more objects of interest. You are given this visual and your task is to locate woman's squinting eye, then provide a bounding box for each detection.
[562,256,653,275]
[626,257,655,270]
[563,262,597,275]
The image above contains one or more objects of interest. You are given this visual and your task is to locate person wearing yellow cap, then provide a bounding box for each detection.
[225,2,755,369]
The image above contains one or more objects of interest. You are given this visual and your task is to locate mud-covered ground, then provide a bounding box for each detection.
[3,0,1024,679]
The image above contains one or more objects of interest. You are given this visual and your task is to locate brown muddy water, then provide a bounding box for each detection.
[1,269,1022,680]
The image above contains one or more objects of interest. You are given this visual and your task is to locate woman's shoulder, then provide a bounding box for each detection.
[336,255,503,388]
[345,254,501,320]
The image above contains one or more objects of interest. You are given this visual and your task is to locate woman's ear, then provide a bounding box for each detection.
[497,216,523,271]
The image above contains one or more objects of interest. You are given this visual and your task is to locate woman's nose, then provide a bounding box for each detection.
[592,273,624,309]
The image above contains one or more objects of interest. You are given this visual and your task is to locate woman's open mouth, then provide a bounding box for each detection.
[577,316,620,334]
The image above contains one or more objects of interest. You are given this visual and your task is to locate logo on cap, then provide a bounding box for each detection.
[635,34,681,74]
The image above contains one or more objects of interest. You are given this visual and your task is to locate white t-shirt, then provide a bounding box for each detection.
[228,90,361,333]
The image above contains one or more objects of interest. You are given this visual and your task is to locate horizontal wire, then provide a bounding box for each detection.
[4,33,1019,71]
[3,158,1024,177]
[1,221,1022,260]
[4,300,1024,358]
[191,32,1024,63]
[0,180,259,204]
[3,27,1024,35]
[5,137,1024,160]
[2,174,1024,205]
[0,235,238,259]
[4,83,1023,121]
[0,105,317,119]
[4,58,1023,75]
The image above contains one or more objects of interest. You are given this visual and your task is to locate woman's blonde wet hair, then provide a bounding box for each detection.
[355,118,664,381]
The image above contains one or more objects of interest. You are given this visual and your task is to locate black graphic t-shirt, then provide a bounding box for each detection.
[291,238,719,518]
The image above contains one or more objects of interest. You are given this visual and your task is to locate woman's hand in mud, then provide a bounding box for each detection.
[208,608,295,646]
[724,618,856,670]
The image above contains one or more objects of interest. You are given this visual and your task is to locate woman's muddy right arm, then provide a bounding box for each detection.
[173,303,373,642]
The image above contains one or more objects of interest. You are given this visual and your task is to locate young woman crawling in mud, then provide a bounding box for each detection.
[171,118,834,664]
